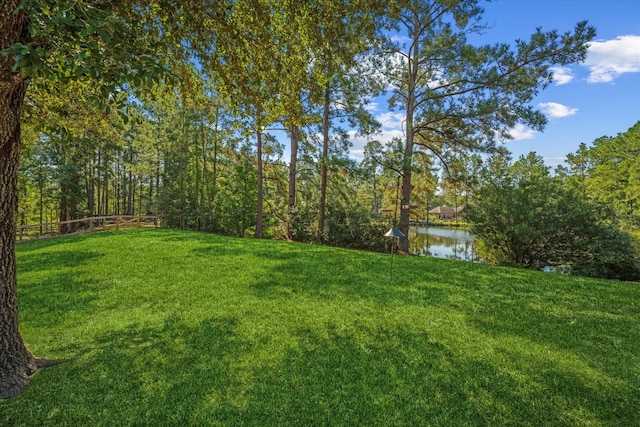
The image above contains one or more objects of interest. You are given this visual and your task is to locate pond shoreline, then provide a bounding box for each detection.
[409,220,470,230]
[409,225,480,262]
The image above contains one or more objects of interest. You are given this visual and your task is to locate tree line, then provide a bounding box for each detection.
[18,76,640,279]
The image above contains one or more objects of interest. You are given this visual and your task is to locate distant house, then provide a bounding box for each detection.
[428,204,465,221]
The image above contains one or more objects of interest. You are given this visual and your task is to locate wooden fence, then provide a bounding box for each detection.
[17,215,160,242]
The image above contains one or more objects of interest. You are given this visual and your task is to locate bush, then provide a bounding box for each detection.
[324,202,389,252]
[468,153,640,281]
[286,201,389,252]
[569,224,640,281]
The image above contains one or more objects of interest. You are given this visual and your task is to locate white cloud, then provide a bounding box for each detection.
[584,35,640,83]
[364,101,379,112]
[508,124,537,141]
[538,102,578,118]
[390,34,412,48]
[550,67,574,85]
[348,129,404,160]
[376,111,405,129]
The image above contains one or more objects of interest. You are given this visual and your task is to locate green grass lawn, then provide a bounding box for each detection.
[2,228,639,426]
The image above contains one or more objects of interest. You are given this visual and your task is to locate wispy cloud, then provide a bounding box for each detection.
[584,35,640,83]
[390,34,412,48]
[348,129,404,160]
[550,67,574,85]
[508,124,536,140]
[538,102,578,118]
[376,111,405,129]
[364,102,379,113]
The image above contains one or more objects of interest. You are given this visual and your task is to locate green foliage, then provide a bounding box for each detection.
[4,229,640,424]
[5,0,622,263]
[211,146,259,237]
[563,121,640,227]
[382,0,595,251]
[468,153,640,281]
[4,0,181,112]
[286,168,390,251]
[570,223,640,281]
[323,201,389,252]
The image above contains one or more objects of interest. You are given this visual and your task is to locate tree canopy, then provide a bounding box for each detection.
[561,121,640,226]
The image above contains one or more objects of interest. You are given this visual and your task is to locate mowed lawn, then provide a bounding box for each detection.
[2,228,639,426]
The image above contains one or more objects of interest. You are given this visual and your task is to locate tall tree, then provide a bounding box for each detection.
[197,0,287,238]
[304,0,386,243]
[1,0,191,398]
[584,122,640,225]
[383,0,595,251]
[0,2,33,398]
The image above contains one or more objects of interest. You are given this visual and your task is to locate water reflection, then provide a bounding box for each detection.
[409,226,480,262]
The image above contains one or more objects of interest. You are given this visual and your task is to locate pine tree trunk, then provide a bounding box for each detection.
[317,86,331,244]
[372,171,378,214]
[399,14,420,253]
[255,126,264,238]
[287,124,299,240]
[211,111,219,214]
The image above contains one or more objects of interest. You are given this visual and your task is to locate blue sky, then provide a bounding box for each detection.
[348,0,640,168]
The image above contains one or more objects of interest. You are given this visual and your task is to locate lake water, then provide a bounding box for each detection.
[408,226,480,262]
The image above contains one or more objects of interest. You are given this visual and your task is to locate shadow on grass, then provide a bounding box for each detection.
[240,250,639,424]
[8,229,638,425]
[18,249,103,274]
[241,324,535,426]
[17,250,105,322]
[1,314,611,426]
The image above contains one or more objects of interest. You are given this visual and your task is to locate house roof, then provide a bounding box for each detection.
[428,205,456,214]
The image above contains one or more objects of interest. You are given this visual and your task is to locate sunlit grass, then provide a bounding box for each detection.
[2,228,639,426]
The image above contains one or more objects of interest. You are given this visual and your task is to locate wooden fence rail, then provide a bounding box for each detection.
[17,215,160,242]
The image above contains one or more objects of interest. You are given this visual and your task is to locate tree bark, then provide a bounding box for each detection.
[255,125,264,238]
[317,86,331,244]
[210,106,219,215]
[1,0,58,398]
[0,77,40,400]
[287,123,299,240]
[399,12,421,253]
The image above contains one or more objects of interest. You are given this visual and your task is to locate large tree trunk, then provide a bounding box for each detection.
[399,101,415,252]
[0,0,37,399]
[0,78,40,400]
[1,1,57,399]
